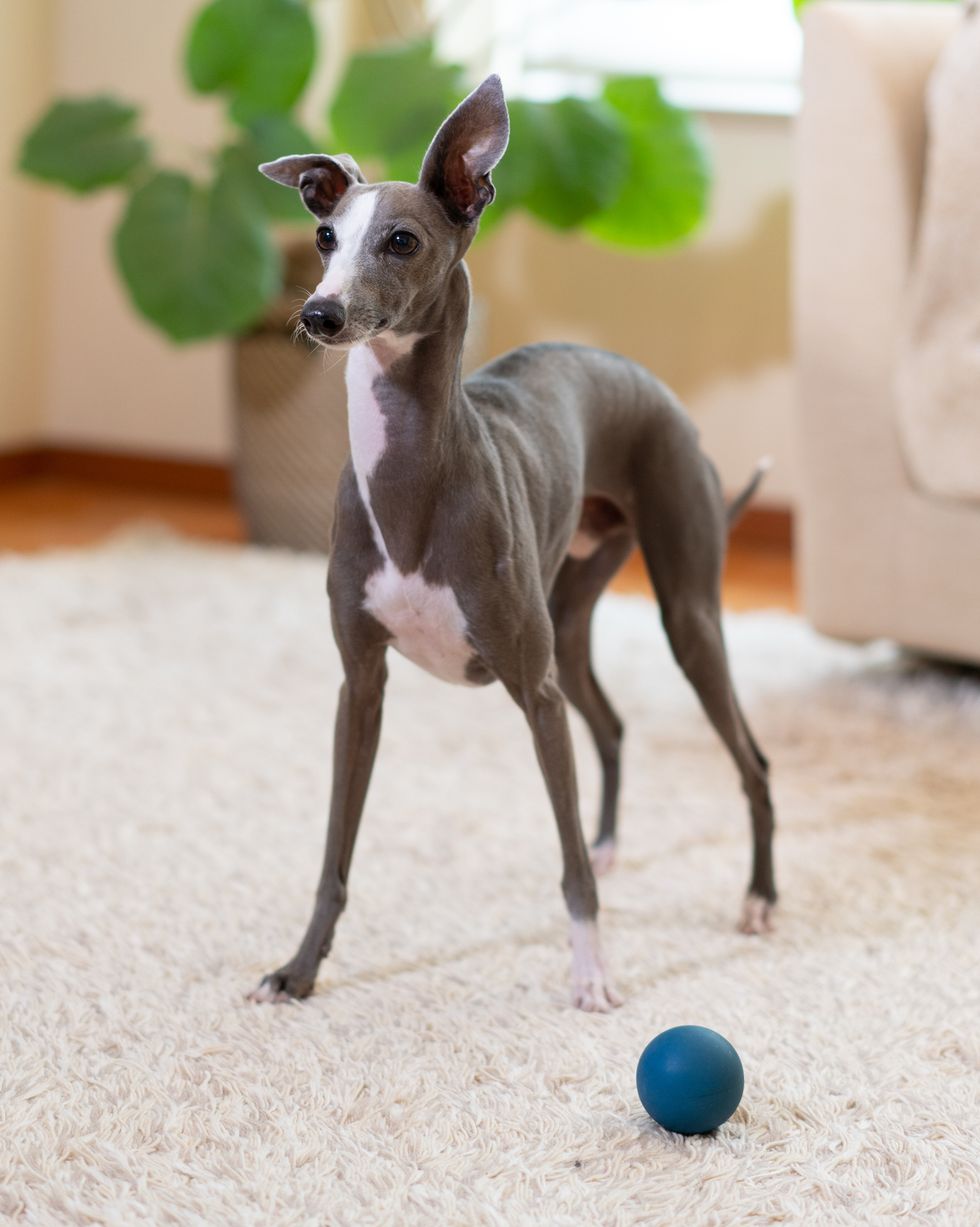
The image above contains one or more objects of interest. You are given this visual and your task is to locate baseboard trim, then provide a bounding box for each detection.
[1,443,793,548]
[0,446,46,481]
[0,445,232,498]
[730,505,793,550]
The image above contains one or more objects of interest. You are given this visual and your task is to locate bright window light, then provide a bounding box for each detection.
[433,0,803,114]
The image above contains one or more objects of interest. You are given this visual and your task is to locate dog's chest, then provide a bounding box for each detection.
[363,564,475,685]
[347,341,477,687]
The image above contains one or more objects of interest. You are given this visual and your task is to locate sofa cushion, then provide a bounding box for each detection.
[896,1,980,503]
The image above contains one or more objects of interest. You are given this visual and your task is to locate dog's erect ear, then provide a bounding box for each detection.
[419,75,509,225]
[258,154,367,216]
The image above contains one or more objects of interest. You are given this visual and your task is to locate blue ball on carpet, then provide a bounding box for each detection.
[636,1025,744,1135]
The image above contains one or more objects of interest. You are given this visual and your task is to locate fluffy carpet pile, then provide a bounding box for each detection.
[1,532,978,1226]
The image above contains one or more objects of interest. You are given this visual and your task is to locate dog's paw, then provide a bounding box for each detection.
[246,966,315,1004]
[569,918,622,1012]
[738,893,776,936]
[589,839,616,877]
[571,974,624,1013]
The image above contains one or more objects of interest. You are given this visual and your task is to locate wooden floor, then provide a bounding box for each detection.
[0,475,798,611]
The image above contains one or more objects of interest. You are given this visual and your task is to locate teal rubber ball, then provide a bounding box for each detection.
[636,1025,744,1135]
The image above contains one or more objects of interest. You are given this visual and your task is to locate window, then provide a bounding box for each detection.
[433,0,803,114]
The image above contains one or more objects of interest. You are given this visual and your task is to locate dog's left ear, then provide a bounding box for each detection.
[419,75,510,225]
[259,153,367,216]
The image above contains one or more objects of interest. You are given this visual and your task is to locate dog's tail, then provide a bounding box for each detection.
[726,456,772,529]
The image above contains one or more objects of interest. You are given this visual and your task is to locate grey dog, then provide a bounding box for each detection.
[248,75,776,1012]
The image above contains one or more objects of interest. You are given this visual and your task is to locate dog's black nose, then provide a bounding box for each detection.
[302,298,346,337]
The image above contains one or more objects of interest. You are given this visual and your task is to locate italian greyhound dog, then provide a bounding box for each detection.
[248,75,776,1012]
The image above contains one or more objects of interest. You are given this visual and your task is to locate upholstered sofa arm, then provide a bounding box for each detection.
[795,1,956,472]
[793,1,961,647]
[795,2,955,340]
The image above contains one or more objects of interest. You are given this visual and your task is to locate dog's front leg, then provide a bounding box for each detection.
[514,669,623,1012]
[249,650,387,1003]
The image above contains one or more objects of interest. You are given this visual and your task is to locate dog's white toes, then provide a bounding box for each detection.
[569,918,622,1011]
[572,977,624,1013]
[738,893,775,936]
[589,840,616,877]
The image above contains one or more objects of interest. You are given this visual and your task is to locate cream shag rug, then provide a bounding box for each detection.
[1,532,979,1227]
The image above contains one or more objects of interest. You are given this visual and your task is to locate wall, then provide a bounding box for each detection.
[0,0,796,504]
[38,0,230,459]
[0,0,54,450]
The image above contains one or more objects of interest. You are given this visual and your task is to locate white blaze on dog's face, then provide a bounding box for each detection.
[312,190,379,303]
[257,74,510,347]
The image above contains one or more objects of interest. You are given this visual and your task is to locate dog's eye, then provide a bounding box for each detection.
[388,231,418,255]
[316,226,336,253]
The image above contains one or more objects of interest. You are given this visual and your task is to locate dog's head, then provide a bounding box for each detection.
[260,75,509,348]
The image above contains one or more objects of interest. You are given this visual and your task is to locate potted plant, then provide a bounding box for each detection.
[18,0,710,551]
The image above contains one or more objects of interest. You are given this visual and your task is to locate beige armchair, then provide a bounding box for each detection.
[794,1,979,663]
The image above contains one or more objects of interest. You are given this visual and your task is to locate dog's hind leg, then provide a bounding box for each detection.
[635,436,777,933]
[549,526,634,876]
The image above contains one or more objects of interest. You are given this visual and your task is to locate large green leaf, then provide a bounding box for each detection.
[585,77,709,250]
[493,96,628,230]
[329,39,467,182]
[19,97,150,193]
[185,0,315,121]
[114,168,280,341]
[219,113,316,224]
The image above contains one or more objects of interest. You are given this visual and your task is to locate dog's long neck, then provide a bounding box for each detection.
[344,262,474,572]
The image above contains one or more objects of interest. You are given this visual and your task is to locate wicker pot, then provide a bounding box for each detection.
[232,241,347,553]
[232,238,486,553]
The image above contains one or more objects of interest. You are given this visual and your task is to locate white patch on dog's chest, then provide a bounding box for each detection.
[363,564,475,685]
[346,335,476,686]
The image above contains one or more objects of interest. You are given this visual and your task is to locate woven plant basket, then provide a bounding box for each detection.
[232,240,347,553]
[232,237,487,554]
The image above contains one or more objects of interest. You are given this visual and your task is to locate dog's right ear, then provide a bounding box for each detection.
[258,154,367,216]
